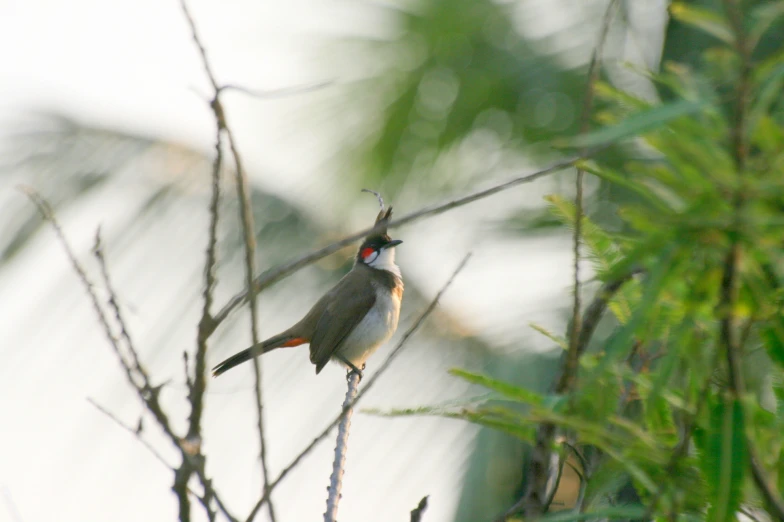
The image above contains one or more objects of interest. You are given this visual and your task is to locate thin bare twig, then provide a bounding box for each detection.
[246,253,472,522]
[22,188,237,522]
[185,97,226,522]
[88,398,176,472]
[410,496,429,522]
[522,3,619,516]
[219,81,333,99]
[361,188,385,210]
[211,156,584,332]
[543,447,568,512]
[179,2,276,519]
[89,399,224,522]
[564,0,619,395]
[96,228,192,521]
[323,370,361,522]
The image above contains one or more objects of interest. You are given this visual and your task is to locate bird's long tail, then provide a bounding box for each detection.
[212,333,307,377]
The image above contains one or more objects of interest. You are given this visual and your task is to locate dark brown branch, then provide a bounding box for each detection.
[521,3,619,516]
[750,451,784,521]
[184,97,226,522]
[191,128,223,438]
[211,156,583,333]
[178,2,276,519]
[499,272,635,521]
[410,496,429,522]
[246,254,472,522]
[719,3,784,519]
[542,448,568,512]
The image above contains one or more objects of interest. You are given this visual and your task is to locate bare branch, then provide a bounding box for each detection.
[219,81,333,99]
[522,2,619,516]
[565,0,619,396]
[93,228,146,376]
[178,1,276,519]
[211,156,584,333]
[19,187,130,383]
[88,398,176,472]
[23,187,237,522]
[323,371,361,522]
[749,453,784,522]
[361,188,385,211]
[246,253,472,521]
[502,270,635,520]
[410,496,429,522]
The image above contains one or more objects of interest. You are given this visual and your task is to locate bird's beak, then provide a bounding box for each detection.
[382,239,403,249]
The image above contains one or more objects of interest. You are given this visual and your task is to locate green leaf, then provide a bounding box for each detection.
[580,163,675,215]
[749,60,784,144]
[565,99,707,149]
[362,405,536,441]
[670,3,734,44]
[448,368,545,406]
[540,505,646,521]
[545,194,620,272]
[529,321,568,349]
[702,398,747,522]
[599,245,677,368]
[761,317,784,368]
[749,1,784,49]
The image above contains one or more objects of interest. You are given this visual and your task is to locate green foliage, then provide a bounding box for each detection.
[372,3,784,519]
[338,0,585,195]
[694,397,747,522]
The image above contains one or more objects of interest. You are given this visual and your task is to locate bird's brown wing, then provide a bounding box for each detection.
[308,270,376,374]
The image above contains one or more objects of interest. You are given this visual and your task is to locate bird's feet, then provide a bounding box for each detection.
[339,357,364,381]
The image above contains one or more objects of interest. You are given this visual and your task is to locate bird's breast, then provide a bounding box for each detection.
[335,284,402,367]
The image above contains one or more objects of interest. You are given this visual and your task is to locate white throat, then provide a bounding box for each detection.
[368,248,401,278]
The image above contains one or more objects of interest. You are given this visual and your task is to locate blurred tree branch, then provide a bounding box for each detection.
[21,188,238,522]
[210,155,587,333]
[179,0,277,519]
[516,0,621,517]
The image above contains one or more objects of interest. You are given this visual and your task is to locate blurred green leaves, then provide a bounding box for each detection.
[341,0,586,195]
[367,1,784,518]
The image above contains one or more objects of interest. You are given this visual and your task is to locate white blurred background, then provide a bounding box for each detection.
[0,0,667,520]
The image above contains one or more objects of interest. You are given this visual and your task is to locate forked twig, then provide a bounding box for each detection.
[21,187,237,522]
[179,1,276,519]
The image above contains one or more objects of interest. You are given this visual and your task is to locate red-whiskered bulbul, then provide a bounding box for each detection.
[212,207,403,377]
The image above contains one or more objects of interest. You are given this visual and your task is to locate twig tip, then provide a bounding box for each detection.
[361,189,385,212]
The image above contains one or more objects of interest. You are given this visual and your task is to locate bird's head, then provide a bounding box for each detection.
[356,207,402,273]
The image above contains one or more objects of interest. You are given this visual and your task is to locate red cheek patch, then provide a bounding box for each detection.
[361,247,375,259]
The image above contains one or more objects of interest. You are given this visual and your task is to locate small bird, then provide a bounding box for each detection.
[212,207,403,377]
